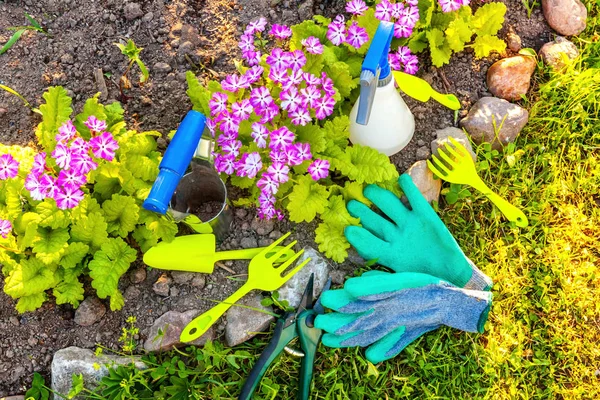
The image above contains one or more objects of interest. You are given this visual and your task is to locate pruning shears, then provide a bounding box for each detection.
[239,274,332,400]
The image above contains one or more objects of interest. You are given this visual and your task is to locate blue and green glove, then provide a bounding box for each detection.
[314,271,492,363]
[344,174,492,290]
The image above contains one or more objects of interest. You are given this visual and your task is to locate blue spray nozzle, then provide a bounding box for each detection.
[356,21,395,125]
[143,110,207,214]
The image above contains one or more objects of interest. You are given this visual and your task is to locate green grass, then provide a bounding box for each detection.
[43,3,600,400]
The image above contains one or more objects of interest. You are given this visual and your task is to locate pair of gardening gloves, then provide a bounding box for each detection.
[314,174,494,364]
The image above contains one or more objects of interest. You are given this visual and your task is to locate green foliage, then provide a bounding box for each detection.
[1,12,47,55]
[115,39,149,84]
[0,88,178,313]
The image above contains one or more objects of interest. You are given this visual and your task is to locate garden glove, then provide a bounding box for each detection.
[345,174,492,290]
[314,271,492,364]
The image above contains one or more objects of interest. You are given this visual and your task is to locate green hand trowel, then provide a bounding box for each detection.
[393,71,461,110]
[143,234,295,273]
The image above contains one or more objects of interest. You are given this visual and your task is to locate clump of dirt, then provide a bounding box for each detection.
[193,200,224,222]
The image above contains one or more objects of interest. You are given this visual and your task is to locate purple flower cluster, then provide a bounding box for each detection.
[326,15,369,49]
[211,19,333,220]
[438,0,470,13]
[0,219,11,239]
[389,46,419,75]
[15,116,118,210]
[375,0,420,38]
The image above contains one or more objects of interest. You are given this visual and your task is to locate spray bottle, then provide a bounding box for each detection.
[349,21,415,156]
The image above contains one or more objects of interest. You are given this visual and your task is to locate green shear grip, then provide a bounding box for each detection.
[297,312,321,400]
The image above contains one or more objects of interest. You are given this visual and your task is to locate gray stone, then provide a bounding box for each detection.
[144,310,215,352]
[235,208,248,218]
[153,61,172,74]
[124,286,141,300]
[124,2,144,21]
[460,97,529,150]
[431,127,477,162]
[240,236,258,249]
[74,297,106,327]
[153,273,172,297]
[251,218,275,236]
[2,396,25,400]
[142,12,154,23]
[279,247,331,308]
[405,160,441,204]
[171,271,195,285]
[51,346,146,397]
[539,36,579,70]
[129,267,146,284]
[225,293,274,346]
[329,270,347,286]
[298,0,314,21]
[60,53,74,65]
[415,145,430,160]
[191,274,206,288]
[178,41,195,56]
[542,0,587,36]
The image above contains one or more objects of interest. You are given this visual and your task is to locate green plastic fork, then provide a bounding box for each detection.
[427,137,529,227]
[180,232,310,343]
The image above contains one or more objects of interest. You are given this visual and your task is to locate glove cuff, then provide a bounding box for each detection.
[464,257,493,291]
[477,301,492,333]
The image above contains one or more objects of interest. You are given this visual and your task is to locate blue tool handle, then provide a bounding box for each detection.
[143,110,206,214]
[361,21,394,79]
[239,319,297,400]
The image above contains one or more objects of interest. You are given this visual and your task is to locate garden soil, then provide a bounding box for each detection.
[0,0,550,395]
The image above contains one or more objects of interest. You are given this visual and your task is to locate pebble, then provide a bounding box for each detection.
[258,238,272,247]
[129,267,146,284]
[542,0,587,36]
[171,271,195,285]
[144,310,215,352]
[178,41,194,56]
[539,36,579,70]
[431,127,477,162]
[170,287,180,297]
[235,208,248,218]
[486,55,537,101]
[153,273,172,297]
[142,12,154,23]
[240,236,258,249]
[241,222,251,230]
[279,247,331,308]
[191,275,206,289]
[460,97,529,150]
[9,316,19,326]
[60,53,74,65]
[405,160,441,204]
[74,297,106,327]
[124,286,141,300]
[153,62,172,74]
[506,31,522,52]
[415,145,430,160]
[141,96,152,105]
[0,107,7,117]
[124,2,144,21]
[225,293,275,347]
[251,218,275,236]
[298,0,314,21]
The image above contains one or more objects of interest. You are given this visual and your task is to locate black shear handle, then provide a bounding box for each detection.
[239,318,296,400]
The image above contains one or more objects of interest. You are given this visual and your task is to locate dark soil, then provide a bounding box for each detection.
[194,200,224,221]
[0,0,551,395]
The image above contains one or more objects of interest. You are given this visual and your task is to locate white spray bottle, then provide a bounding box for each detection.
[349,21,415,156]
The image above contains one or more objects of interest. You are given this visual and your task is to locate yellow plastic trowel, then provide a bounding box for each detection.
[143,234,295,273]
[393,71,461,110]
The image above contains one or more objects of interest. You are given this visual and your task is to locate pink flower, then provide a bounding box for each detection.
[308,159,330,181]
[221,74,249,93]
[217,131,238,147]
[84,116,107,133]
[57,167,87,190]
[89,132,119,161]
[259,191,275,207]
[295,142,312,161]
[314,96,336,120]
[394,20,413,38]
[300,85,321,108]
[266,48,292,70]
[216,111,241,134]
[258,103,280,124]
[375,0,393,21]
[438,0,465,12]
[269,68,288,83]
[206,118,217,137]
[209,92,229,117]
[214,153,236,175]
[56,120,77,143]
[24,173,46,201]
[232,99,253,120]
[284,144,302,166]
[51,143,72,169]
[245,17,267,35]
[243,50,262,67]
[281,69,303,92]
[0,219,12,239]
[0,154,19,180]
[280,87,305,112]
[245,65,264,84]
[70,153,97,174]
[239,34,255,52]
[70,138,91,156]
[267,162,289,183]
[258,201,277,219]
[346,0,368,15]
[269,127,295,150]
[251,123,269,148]
[404,55,419,75]
[391,2,404,19]
[301,36,324,55]
[302,72,321,86]
[389,53,402,71]
[250,86,274,109]
[31,152,46,177]
[257,172,279,194]
[40,174,61,199]
[270,24,293,39]
[289,108,312,126]
[398,46,413,64]
[327,21,347,46]
[403,6,420,26]
[55,186,84,209]
[242,152,263,179]
[270,151,288,165]
[288,50,307,71]
[321,73,336,97]
[221,140,242,157]
[346,22,369,49]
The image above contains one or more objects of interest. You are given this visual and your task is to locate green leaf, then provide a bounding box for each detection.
[37,86,73,150]
[132,225,158,253]
[53,277,85,307]
[290,19,328,50]
[445,18,473,53]
[294,124,327,153]
[471,2,507,37]
[16,292,47,313]
[104,101,125,128]
[71,196,102,220]
[322,115,350,149]
[407,31,428,53]
[36,200,70,229]
[135,58,149,84]
[109,290,125,311]
[325,61,359,99]
[417,0,435,28]
[341,181,371,206]
[186,71,212,116]
[32,226,69,261]
[139,210,178,243]
[68,373,85,398]
[124,153,160,181]
[92,163,135,200]
[102,194,140,237]
[3,179,23,220]
[116,39,142,60]
[0,29,26,55]
[315,220,351,263]
[230,174,255,189]
[287,175,330,223]
[25,372,50,400]
[119,132,158,156]
[472,34,507,58]
[89,238,137,300]
[334,145,398,184]
[5,257,57,299]
[70,212,109,250]
[73,94,107,139]
[60,242,90,269]
[427,29,452,67]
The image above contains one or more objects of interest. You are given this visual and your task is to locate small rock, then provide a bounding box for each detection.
[172,271,195,285]
[191,274,206,288]
[124,2,144,21]
[539,36,579,70]
[93,68,108,101]
[74,297,106,327]
[129,267,146,284]
[153,273,172,297]
[506,31,522,52]
[60,53,74,65]
[178,41,195,56]
[141,96,152,106]
[9,316,19,326]
[2,396,25,400]
[142,12,154,23]
[235,208,248,218]
[240,236,258,249]
[225,293,274,346]
[258,238,272,247]
[279,247,331,308]
[330,270,347,286]
[542,0,587,36]
[405,161,441,204]
[144,310,215,352]
[124,286,140,300]
[431,127,477,162]
[487,55,537,101]
[0,107,7,117]
[153,61,172,74]
[51,346,146,396]
[251,218,275,235]
[460,97,529,150]
[298,0,314,21]
[170,287,180,297]
[170,22,183,36]
[346,248,366,266]
[415,145,430,160]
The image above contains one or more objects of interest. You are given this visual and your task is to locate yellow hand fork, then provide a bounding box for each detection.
[427,137,529,227]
